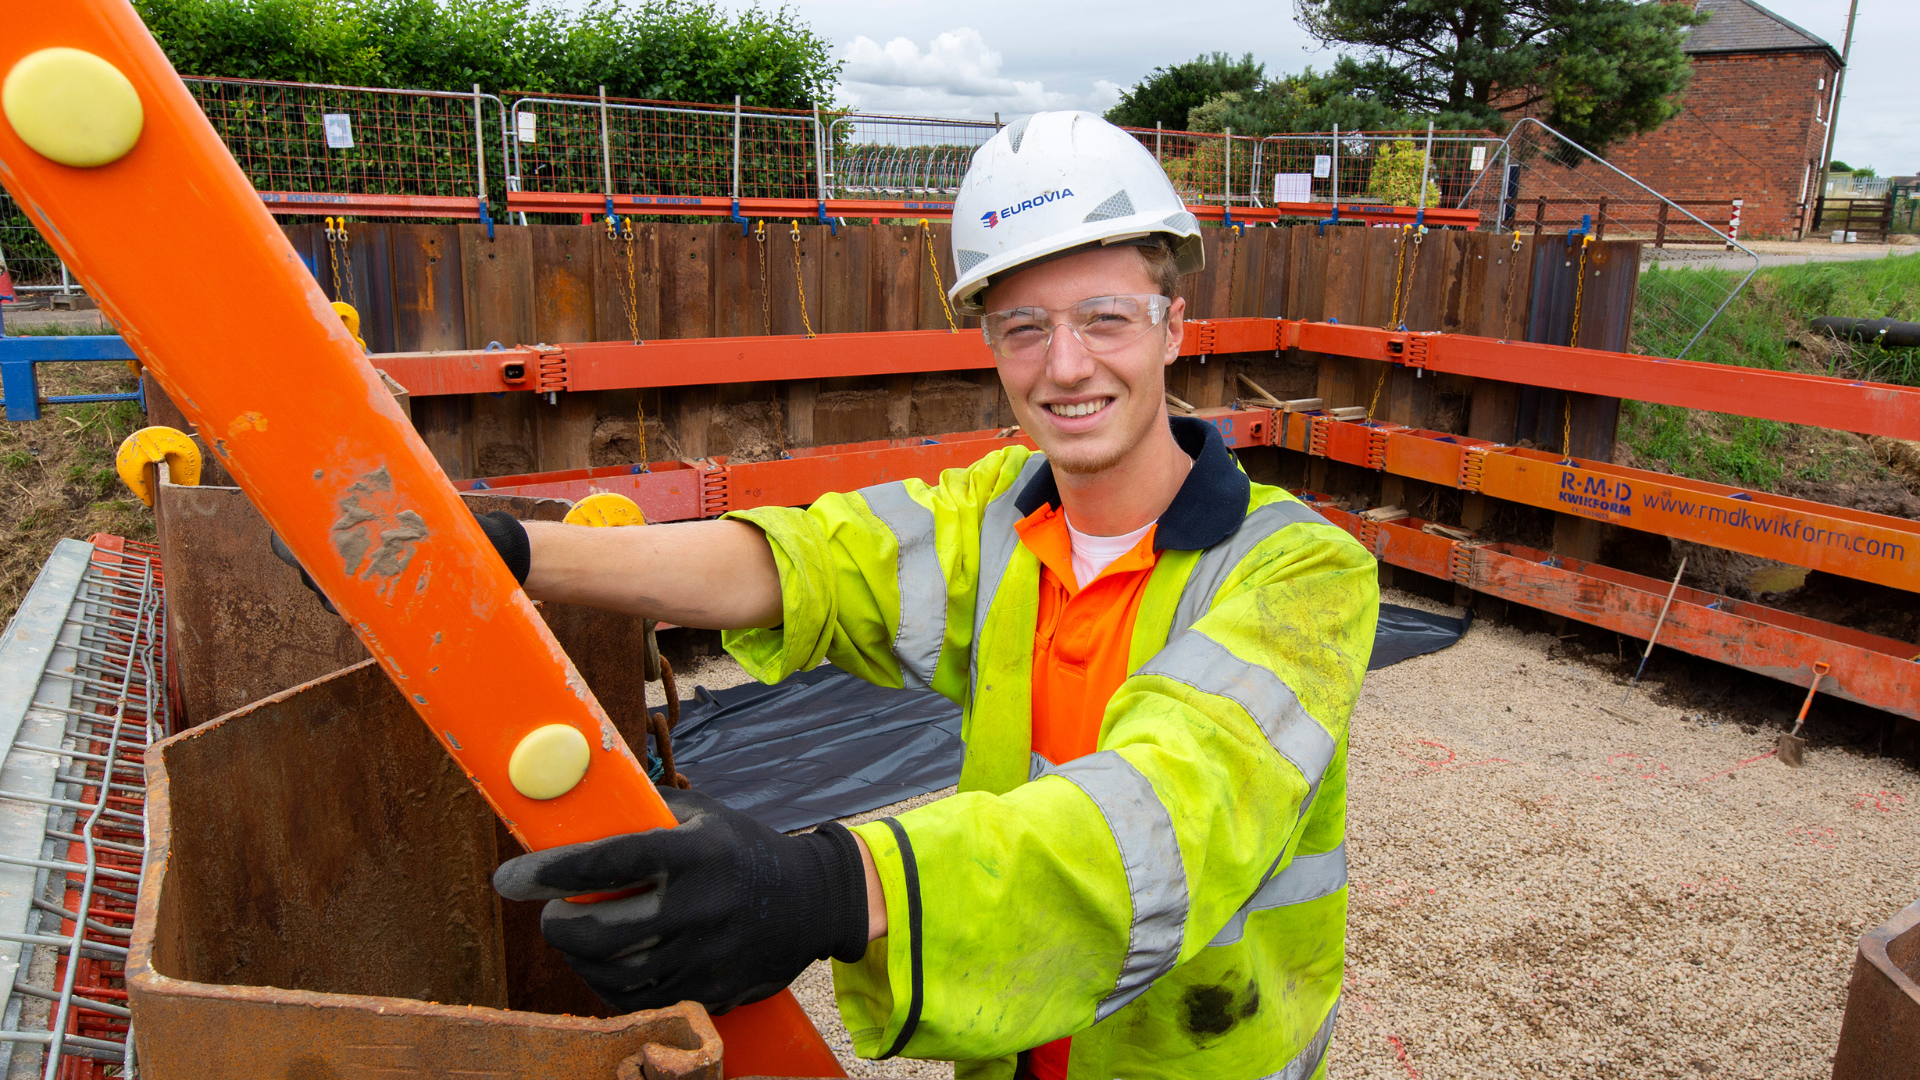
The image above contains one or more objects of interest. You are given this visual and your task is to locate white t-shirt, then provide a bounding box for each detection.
[1065,517,1155,590]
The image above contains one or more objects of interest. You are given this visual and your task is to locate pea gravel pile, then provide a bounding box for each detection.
[666,585,1919,1079]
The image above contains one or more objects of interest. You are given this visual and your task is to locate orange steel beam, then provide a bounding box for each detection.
[371,317,1920,444]
[0,6,838,1075]
[1300,495,1920,723]
[503,190,1482,228]
[259,191,484,218]
[1269,414,1920,594]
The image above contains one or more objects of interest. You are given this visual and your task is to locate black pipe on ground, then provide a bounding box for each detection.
[1811,316,1920,348]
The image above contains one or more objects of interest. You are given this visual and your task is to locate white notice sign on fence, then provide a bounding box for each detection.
[517,111,537,143]
[1470,145,1487,171]
[1313,155,1332,179]
[323,113,354,150]
[1274,173,1313,204]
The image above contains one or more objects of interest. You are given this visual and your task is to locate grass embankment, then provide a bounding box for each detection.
[0,326,152,629]
[1625,255,1920,501]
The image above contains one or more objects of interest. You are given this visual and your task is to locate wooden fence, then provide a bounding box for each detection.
[267,220,1638,567]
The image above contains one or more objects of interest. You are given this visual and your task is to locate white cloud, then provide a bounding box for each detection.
[836,29,1122,120]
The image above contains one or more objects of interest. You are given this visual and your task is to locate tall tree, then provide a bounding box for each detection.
[1105,52,1265,131]
[1293,0,1704,153]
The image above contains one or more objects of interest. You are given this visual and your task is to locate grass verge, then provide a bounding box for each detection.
[1624,256,1920,500]
[0,323,154,629]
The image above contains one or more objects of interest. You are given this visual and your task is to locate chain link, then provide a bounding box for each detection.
[324,216,356,311]
[1562,235,1595,458]
[791,221,816,339]
[610,218,642,344]
[755,219,770,335]
[919,220,959,332]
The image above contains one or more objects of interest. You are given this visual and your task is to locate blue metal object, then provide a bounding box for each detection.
[1566,213,1593,244]
[0,334,143,422]
[1317,204,1342,236]
[815,201,837,237]
[479,196,495,241]
[729,197,750,238]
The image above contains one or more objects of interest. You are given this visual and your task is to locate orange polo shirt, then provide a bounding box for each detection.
[1011,502,1162,1080]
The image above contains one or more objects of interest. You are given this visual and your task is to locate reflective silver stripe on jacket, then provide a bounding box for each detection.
[1261,998,1339,1080]
[1208,843,1347,947]
[967,455,1049,703]
[1041,751,1188,1022]
[860,482,946,689]
[1134,629,1336,797]
[1171,499,1330,633]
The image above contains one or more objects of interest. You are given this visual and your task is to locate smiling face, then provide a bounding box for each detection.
[982,245,1185,476]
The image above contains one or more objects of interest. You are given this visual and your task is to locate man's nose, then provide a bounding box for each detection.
[1043,321,1097,385]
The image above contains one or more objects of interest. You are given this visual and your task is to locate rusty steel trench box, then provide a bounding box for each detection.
[129,474,727,1077]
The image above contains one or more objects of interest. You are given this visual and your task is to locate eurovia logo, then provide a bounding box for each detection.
[980,188,1075,228]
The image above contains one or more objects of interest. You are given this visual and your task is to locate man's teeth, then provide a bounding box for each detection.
[1047,400,1108,418]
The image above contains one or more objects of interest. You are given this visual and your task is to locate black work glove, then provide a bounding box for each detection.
[269,509,531,613]
[493,786,870,1015]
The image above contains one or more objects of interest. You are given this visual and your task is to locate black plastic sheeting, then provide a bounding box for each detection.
[675,603,1471,832]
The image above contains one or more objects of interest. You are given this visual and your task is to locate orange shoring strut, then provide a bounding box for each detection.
[0,6,839,1075]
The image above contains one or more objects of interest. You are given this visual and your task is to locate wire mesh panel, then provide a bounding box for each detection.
[509,93,823,204]
[0,190,69,295]
[825,114,997,201]
[0,538,165,1080]
[1458,117,1760,357]
[182,77,495,216]
[1260,131,1503,211]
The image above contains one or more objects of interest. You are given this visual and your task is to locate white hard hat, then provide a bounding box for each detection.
[948,111,1204,315]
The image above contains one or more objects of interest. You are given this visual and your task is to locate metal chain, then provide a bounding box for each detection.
[756,219,770,335]
[1501,234,1524,336]
[610,218,641,344]
[920,220,959,332]
[1563,235,1594,458]
[791,221,816,338]
[324,216,356,311]
[1222,229,1240,316]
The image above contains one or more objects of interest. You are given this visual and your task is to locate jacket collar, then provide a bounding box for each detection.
[1013,415,1250,552]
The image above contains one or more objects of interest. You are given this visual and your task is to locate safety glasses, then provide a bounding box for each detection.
[981,294,1173,361]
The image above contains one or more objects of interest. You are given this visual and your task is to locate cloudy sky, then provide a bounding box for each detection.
[736,0,1911,173]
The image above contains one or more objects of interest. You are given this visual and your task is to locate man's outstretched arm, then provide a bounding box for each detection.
[520,518,782,630]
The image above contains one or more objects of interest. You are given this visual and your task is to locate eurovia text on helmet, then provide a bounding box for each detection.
[981,188,1076,229]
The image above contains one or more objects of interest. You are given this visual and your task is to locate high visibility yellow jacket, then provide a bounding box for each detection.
[724,416,1378,1080]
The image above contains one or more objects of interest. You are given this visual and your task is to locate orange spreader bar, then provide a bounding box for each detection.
[0,4,838,1075]
[371,317,1920,445]
[1298,494,1920,723]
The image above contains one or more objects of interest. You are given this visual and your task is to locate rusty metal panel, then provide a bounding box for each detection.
[129,659,722,1080]
[1832,897,1920,1080]
[154,478,655,736]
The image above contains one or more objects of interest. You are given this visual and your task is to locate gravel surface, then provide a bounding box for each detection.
[669,589,1917,1077]
[1642,237,1919,270]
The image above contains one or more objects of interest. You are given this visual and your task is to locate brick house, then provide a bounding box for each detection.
[1604,0,1842,239]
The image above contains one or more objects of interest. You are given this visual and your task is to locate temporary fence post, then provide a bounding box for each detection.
[732,94,742,202]
[1155,121,1162,165]
[471,83,492,238]
[598,85,614,217]
[1494,142,1511,232]
[1417,121,1433,225]
[60,261,70,295]
[1332,124,1340,204]
[1224,127,1232,209]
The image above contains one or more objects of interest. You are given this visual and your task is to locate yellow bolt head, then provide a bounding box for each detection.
[508,724,592,801]
[2,48,144,168]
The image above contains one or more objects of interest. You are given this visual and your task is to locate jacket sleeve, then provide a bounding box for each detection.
[719,446,1030,703]
[833,507,1377,1062]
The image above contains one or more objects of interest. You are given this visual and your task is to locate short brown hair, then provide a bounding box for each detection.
[1135,237,1182,301]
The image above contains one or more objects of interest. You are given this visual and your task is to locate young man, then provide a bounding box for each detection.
[490,112,1378,1079]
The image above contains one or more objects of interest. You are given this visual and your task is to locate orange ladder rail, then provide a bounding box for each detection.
[0,5,839,1075]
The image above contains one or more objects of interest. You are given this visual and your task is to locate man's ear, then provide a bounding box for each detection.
[1162,296,1186,366]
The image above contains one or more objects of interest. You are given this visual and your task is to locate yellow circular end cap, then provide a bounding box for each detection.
[2,48,144,168]
[564,492,647,528]
[508,724,592,801]
[331,301,362,337]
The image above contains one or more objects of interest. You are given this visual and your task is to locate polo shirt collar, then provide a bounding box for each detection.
[1013,415,1250,552]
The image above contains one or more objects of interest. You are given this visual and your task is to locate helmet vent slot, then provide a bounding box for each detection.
[955,249,991,274]
[1082,190,1136,222]
[1005,115,1032,154]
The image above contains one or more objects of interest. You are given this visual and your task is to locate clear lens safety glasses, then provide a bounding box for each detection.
[981,294,1172,360]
